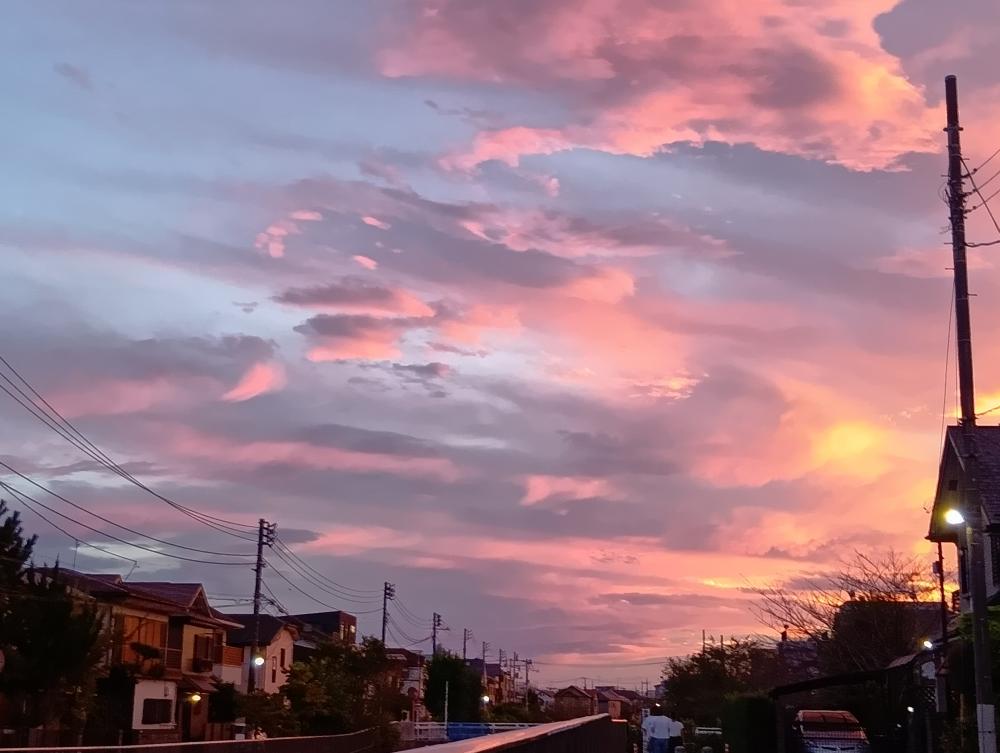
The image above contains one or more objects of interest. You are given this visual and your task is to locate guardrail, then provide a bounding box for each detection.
[406,723,538,743]
[0,729,377,753]
[415,715,626,752]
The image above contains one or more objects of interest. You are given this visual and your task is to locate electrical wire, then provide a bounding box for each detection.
[5,484,139,566]
[268,546,381,605]
[969,146,1000,175]
[265,563,382,614]
[0,354,256,539]
[0,461,254,558]
[962,157,1000,240]
[393,598,434,628]
[0,480,253,566]
[271,537,380,596]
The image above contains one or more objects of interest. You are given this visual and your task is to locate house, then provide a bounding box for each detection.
[386,647,428,721]
[594,687,630,719]
[288,611,357,646]
[53,570,241,744]
[553,685,596,719]
[928,425,1000,612]
[465,659,515,704]
[535,688,556,710]
[216,614,298,694]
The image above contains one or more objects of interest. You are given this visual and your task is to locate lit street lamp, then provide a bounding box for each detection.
[944,508,965,526]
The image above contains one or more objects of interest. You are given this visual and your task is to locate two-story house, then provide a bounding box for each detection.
[927,425,1000,612]
[386,647,427,721]
[215,614,298,694]
[56,570,240,743]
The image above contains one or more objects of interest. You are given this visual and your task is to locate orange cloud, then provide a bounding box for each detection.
[222,361,287,402]
[521,475,616,506]
[353,254,379,270]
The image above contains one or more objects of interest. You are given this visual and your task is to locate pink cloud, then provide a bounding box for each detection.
[387,0,938,171]
[160,425,459,481]
[254,209,323,258]
[221,361,287,402]
[353,254,379,270]
[361,215,391,230]
[276,279,435,317]
[560,266,635,303]
[521,475,616,506]
[436,304,521,344]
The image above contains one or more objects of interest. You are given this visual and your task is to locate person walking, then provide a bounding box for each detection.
[667,717,684,753]
[642,708,672,753]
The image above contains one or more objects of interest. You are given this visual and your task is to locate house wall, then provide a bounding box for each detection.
[181,624,219,675]
[132,679,178,738]
[242,629,297,694]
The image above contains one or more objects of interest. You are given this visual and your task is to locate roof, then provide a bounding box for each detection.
[595,688,630,702]
[46,569,239,628]
[555,685,592,699]
[930,425,1000,540]
[289,611,356,635]
[224,614,296,646]
[796,710,860,725]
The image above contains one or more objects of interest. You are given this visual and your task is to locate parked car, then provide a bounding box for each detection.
[792,710,871,753]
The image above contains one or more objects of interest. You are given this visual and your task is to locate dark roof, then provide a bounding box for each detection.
[555,685,591,699]
[127,582,204,607]
[930,425,1000,540]
[595,688,629,702]
[224,614,294,646]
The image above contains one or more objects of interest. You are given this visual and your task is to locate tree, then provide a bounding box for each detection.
[660,639,774,725]
[0,500,106,739]
[751,550,937,673]
[281,636,403,740]
[425,652,483,722]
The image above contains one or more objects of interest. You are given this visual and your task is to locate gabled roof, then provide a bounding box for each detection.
[47,569,239,627]
[929,425,1000,541]
[595,687,630,702]
[223,614,296,646]
[555,685,592,699]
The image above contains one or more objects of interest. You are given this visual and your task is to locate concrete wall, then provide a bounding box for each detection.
[132,679,177,734]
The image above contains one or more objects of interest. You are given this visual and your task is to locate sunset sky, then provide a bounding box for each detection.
[5,0,1000,687]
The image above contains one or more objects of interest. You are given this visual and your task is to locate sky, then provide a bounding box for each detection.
[4,0,1000,688]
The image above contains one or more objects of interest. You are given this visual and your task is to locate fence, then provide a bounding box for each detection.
[0,730,377,753]
[414,715,626,752]
[404,723,537,744]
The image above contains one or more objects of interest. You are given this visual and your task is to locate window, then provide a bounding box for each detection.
[959,549,970,593]
[271,656,277,684]
[193,634,213,660]
[141,698,173,725]
[120,616,167,664]
[280,648,286,668]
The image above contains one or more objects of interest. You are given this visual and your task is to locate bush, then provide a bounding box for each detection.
[721,695,776,753]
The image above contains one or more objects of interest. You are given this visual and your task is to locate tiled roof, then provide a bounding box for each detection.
[556,685,591,699]
[224,614,292,646]
[939,425,1000,527]
[126,582,204,608]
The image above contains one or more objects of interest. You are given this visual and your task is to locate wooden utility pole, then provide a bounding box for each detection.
[432,612,442,655]
[945,73,996,753]
[381,582,395,645]
[248,518,275,693]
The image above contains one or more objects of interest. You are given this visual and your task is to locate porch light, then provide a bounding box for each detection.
[189,693,202,704]
[253,655,266,667]
[481,695,491,704]
[944,508,965,526]
[922,639,934,650]
[906,706,915,714]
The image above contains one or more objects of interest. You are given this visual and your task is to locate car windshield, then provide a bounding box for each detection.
[802,723,865,737]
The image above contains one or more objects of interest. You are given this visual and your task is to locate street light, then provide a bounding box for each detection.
[923,639,935,651]
[253,655,266,667]
[481,695,491,704]
[945,508,965,525]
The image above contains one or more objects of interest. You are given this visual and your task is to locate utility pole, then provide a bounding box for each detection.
[381,582,395,645]
[462,628,472,661]
[432,613,442,656]
[945,73,996,753]
[248,518,276,693]
[444,681,450,730]
[523,659,533,707]
[481,641,489,688]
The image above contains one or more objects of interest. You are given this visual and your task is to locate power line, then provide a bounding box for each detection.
[5,484,138,566]
[970,145,1000,175]
[0,480,253,566]
[0,354,256,539]
[0,461,254,559]
[271,537,380,597]
[963,156,1000,240]
[268,545,380,605]
[265,563,382,614]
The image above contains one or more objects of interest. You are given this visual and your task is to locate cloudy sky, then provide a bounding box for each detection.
[4,0,1000,687]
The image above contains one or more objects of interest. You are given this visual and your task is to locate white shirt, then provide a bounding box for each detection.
[642,716,673,739]
[669,719,684,737]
